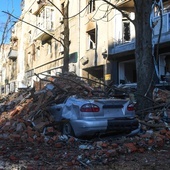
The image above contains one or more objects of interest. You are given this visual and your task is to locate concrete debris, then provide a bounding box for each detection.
[1,73,170,168]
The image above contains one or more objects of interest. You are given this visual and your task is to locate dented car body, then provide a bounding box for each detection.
[48,95,139,137]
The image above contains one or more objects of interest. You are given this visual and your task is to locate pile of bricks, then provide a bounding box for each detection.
[1,73,170,168]
[0,74,170,143]
[0,73,96,143]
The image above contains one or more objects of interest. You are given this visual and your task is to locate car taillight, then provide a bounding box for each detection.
[80,104,100,112]
[127,104,135,111]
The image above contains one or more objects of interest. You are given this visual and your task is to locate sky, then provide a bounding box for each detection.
[0,0,22,44]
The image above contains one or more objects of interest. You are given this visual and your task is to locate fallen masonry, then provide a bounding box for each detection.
[1,73,170,168]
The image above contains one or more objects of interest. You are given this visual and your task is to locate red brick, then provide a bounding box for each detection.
[36,136,44,143]
[57,166,63,170]
[26,165,34,170]
[138,148,145,153]
[46,127,54,133]
[0,118,6,124]
[27,128,35,137]
[166,131,170,139]
[160,129,167,135]
[67,161,73,166]
[101,142,108,148]
[27,137,34,143]
[9,134,21,141]
[16,106,23,112]
[148,139,154,146]
[9,155,18,161]
[52,135,58,141]
[55,142,63,148]
[140,133,153,139]
[34,155,40,160]
[68,136,75,143]
[105,149,117,157]
[124,143,138,153]
[155,136,164,147]
[111,143,118,149]
[9,109,19,117]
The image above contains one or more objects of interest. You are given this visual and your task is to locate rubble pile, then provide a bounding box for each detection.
[0,73,95,142]
[1,73,170,168]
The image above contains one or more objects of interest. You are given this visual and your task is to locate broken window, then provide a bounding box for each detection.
[61,2,64,14]
[47,41,52,55]
[122,16,130,42]
[36,7,54,33]
[87,29,96,50]
[28,30,32,44]
[46,8,54,30]
[119,60,136,84]
[26,52,31,69]
[11,60,17,80]
[159,55,170,81]
[35,46,40,59]
[88,0,96,13]
[69,52,78,63]
[42,38,52,55]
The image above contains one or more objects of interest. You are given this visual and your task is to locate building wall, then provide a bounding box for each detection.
[14,0,116,87]
[0,44,11,94]
[3,0,170,91]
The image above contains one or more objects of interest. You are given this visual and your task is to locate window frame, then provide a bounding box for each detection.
[88,0,96,13]
[87,29,96,50]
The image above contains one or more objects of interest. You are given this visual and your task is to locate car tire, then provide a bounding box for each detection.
[62,122,75,136]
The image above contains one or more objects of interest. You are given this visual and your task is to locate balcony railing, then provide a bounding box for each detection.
[8,49,18,60]
[34,6,55,40]
[34,21,54,40]
[32,0,51,14]
[153,12,170,36]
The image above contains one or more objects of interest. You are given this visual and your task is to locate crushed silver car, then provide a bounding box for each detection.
[47,95,139,137]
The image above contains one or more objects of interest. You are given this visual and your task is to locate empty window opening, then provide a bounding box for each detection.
[87,29,96,50]
[122,16,130,42]
[88,0,95,13]
[119,60,136,84]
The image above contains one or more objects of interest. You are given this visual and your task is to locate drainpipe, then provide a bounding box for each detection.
[103,4,112,87]
[78,0,81,76]
[104,57,112,86]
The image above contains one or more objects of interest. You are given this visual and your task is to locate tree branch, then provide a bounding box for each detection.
[101,0,135,25]
[47,0,63,16]
[0,15,11,46]
[2,11,64,47]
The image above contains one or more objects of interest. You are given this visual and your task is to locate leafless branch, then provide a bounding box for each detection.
[101,0,135,25]
[2,11,64,47]
[0,15,11,47]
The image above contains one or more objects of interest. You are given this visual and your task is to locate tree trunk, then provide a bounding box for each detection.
[62,0,69,73]
[134,0,157,116]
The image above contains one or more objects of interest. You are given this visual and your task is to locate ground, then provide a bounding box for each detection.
[1,134,170,170]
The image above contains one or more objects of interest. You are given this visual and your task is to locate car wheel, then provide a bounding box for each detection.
[62,122,75,136]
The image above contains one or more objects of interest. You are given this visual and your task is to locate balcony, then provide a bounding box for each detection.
[34,21,54,40]
[116,0,134,11]
[111,10,170,56]
[8,49,18,60]
[32,0,50,14]
[110,10,135,55]
[153,12,170,43]
[33,6,55,40]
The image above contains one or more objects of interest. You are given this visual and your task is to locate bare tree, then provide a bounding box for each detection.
[47,0,70,73]
[62,0,70,73]
[0,15,12,47]
[101,0,158,115]
[3,0,159,116]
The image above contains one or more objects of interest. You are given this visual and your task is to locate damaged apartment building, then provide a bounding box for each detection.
[0,0,170,94]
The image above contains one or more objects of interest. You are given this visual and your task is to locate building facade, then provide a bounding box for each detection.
[1,0,170,94]
[0,42,18,95]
